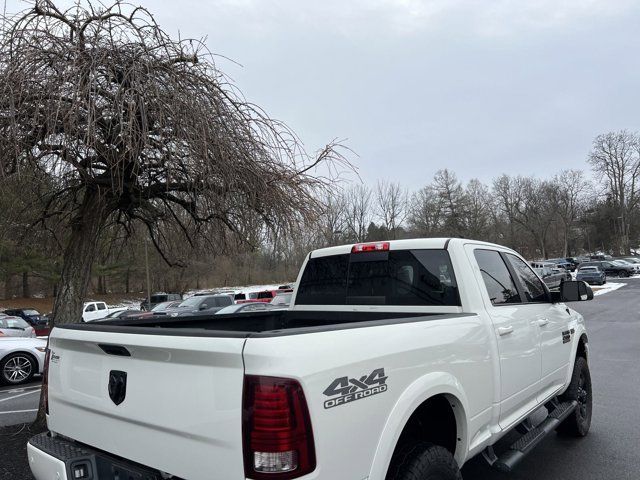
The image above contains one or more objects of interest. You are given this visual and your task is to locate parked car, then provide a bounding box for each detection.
[531,264,566,290]
[96,309,150,321]
[612,259,640,274]
[236,288,294,304]
[164,294,234,317]
[140,293,182,311]
[2,308,49,336]
[580,260,634,277]
[576,266,606,285]
[82,301,111,322]
[215,303,277,315]
[32,238,594,480]
[150,300,183,312]
[546,258,576,272]
[0,315,36,338]
[0,337,47,385]
[270,292,293,307]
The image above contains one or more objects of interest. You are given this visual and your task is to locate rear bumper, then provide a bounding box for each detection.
[28,432,165,480]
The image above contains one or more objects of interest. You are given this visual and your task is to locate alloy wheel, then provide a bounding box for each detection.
[3,355,33,383]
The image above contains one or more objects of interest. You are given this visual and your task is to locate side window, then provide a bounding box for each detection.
[474,249,521,305]
[97,303,106,310]
[85,304,95,312]
[506,254,549,303]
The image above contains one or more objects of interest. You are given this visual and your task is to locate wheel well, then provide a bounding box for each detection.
[577,334,588,360]
[392,394,458,459]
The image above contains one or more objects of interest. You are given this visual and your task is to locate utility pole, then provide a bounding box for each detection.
[144,240,151,310]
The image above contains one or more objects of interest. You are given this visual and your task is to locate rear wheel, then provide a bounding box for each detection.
[618,270,629,278]
[387,442,462,480]
[0,353,36,385]
[557,356,592,437]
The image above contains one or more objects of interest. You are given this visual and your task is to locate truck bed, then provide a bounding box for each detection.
[58,310,472,337]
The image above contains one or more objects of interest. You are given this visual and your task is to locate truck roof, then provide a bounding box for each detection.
[309,237,515,258]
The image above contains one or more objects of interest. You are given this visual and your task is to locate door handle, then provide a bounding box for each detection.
[497,326,514,336]
[537,318,550,327]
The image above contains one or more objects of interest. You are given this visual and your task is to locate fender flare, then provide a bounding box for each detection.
[563,328,589,389]
[367,371,470,480]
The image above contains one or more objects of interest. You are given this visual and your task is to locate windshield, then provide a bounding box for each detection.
[178,297,203,308]
[23,309,40,316]
[272,293,292,305]
[1,317,30,329]
[579,267,598,272]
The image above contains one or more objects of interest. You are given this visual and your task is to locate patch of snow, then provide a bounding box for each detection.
[593,282,626,296]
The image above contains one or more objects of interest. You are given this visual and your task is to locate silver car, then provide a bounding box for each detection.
[0,315,36,338]
[0,337,47,385]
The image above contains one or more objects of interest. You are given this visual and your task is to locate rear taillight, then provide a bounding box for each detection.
[42,347,51,414]
[351,241,390,253]
[243,375,316,479]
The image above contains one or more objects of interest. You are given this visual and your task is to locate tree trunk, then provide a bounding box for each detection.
[22,270,30,298]
[34,193,109,430]
[50,195,109,327]
[4,274,12,299]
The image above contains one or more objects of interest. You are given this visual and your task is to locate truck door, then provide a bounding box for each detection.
[503,254,572,403]
[469,248,542,429]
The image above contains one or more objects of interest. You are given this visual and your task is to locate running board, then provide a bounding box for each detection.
[484,401,578,473]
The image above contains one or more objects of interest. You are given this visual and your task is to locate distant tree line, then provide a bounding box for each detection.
[3,129,640,301]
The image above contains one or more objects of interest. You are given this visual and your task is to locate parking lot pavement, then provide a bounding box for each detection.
[462,278,640,479]
[0,379,41,427]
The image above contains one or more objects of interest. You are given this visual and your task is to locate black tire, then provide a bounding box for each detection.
[557,356,592,437]
[618,270,629,278]
[0,352,36,385]
[387,442,462,480]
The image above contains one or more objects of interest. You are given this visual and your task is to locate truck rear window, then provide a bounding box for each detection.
[296,249,460,306]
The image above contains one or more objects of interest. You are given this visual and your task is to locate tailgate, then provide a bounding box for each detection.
[47,327,247,480]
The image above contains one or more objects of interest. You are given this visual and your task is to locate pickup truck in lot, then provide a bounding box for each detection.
[28,238,593,480]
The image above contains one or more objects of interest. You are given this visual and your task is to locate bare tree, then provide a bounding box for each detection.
[344,184,372,242]
[433,169,467,236]
[493,174,521,249]
[0,1,347,325]
[375,180,408,239]
[318,192,348,246]
[588,131,640,254]
[553,170,590,256]
[408,184,445,236]
[512,177,557,258]
[465,179,493,239]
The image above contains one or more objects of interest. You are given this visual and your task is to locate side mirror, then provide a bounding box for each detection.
[558,280,594,302]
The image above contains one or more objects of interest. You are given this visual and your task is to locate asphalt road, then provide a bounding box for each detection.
[462,278,640,479]
[2,281,639,479]
[0,379,40,427]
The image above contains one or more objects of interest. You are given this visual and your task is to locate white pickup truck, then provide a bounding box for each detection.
[81,301,112,322]
[28,238,593,480]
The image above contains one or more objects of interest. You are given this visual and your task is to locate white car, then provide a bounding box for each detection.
[30,238,593,480]
[0,315,36,338]
[0,337,47,385]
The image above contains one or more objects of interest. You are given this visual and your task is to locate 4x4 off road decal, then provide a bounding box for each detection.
[323,368,388,409]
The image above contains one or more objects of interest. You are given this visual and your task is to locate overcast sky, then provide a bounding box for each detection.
[7,0,640,188]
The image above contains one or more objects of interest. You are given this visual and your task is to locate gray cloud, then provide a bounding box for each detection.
[6,0,640,187]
